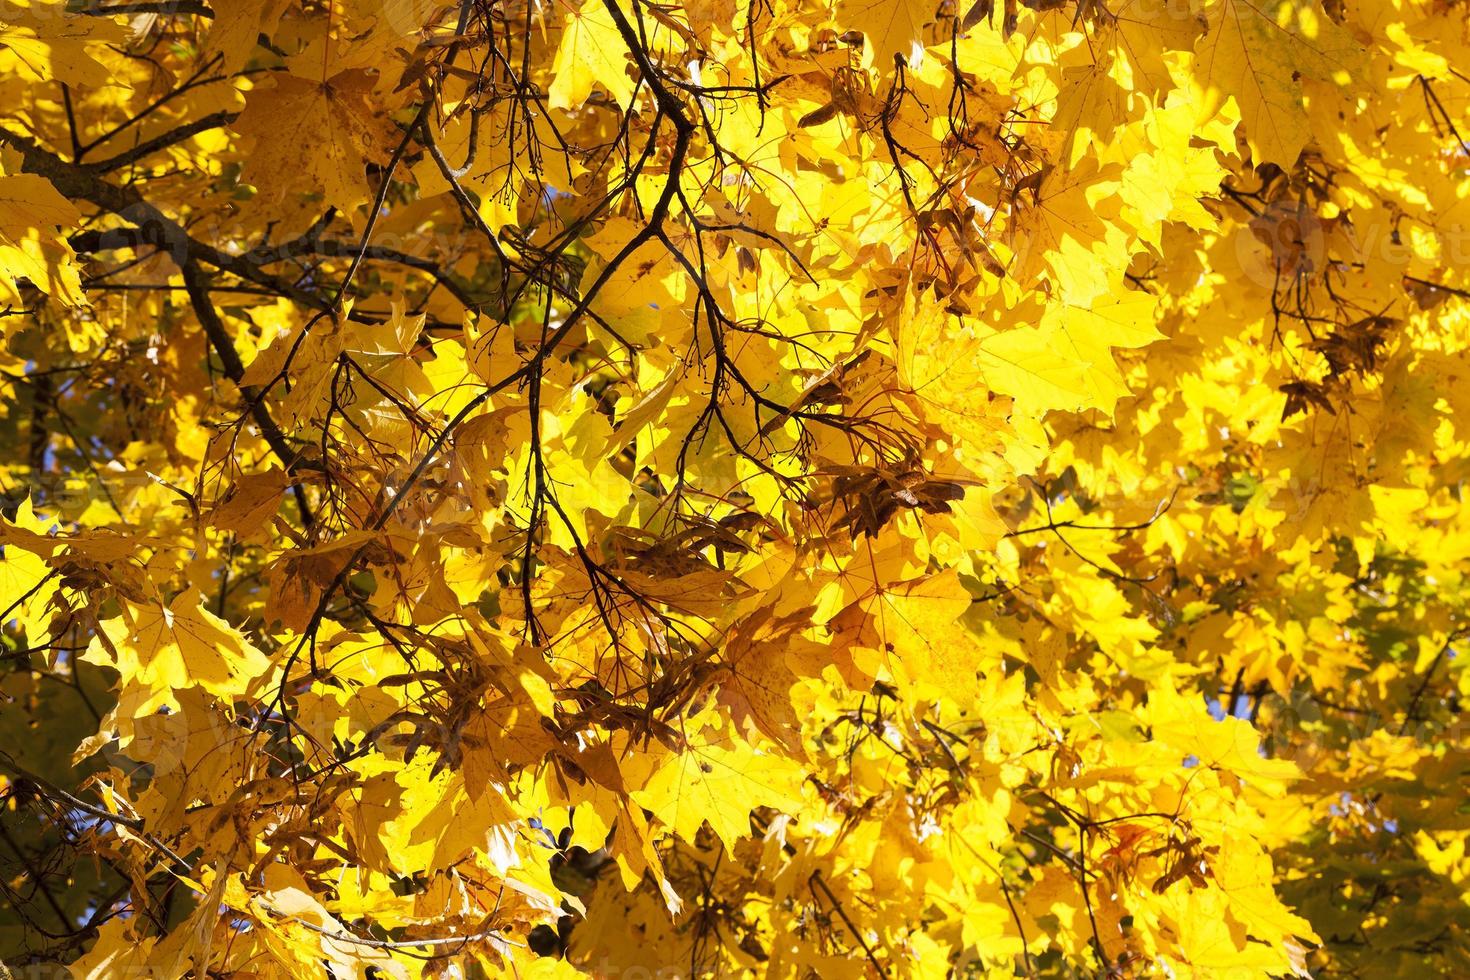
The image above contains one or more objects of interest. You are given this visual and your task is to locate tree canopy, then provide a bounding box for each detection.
[1,0,1468,976]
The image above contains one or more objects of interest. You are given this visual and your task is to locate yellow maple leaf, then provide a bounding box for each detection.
[1193,0,1366,166]
[85,589,273,707]
[0,2,127,89]
[548,2,637,111]
[232,70,400,214]
[838,0,933,70]
[627,723,805,851]
[0,172,86,307]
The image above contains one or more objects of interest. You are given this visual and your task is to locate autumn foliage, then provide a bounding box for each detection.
[2,0,1469,976]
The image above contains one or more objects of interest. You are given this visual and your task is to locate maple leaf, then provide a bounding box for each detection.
[627,722,806,852]
[838,0,933,70]
[0,3,127,89]
[548,2,638,111]
[83,590,273,709]
[202,0,292,72]
[1193,0,1366,166]
[232,70,400,214]
[0,173,85,306]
